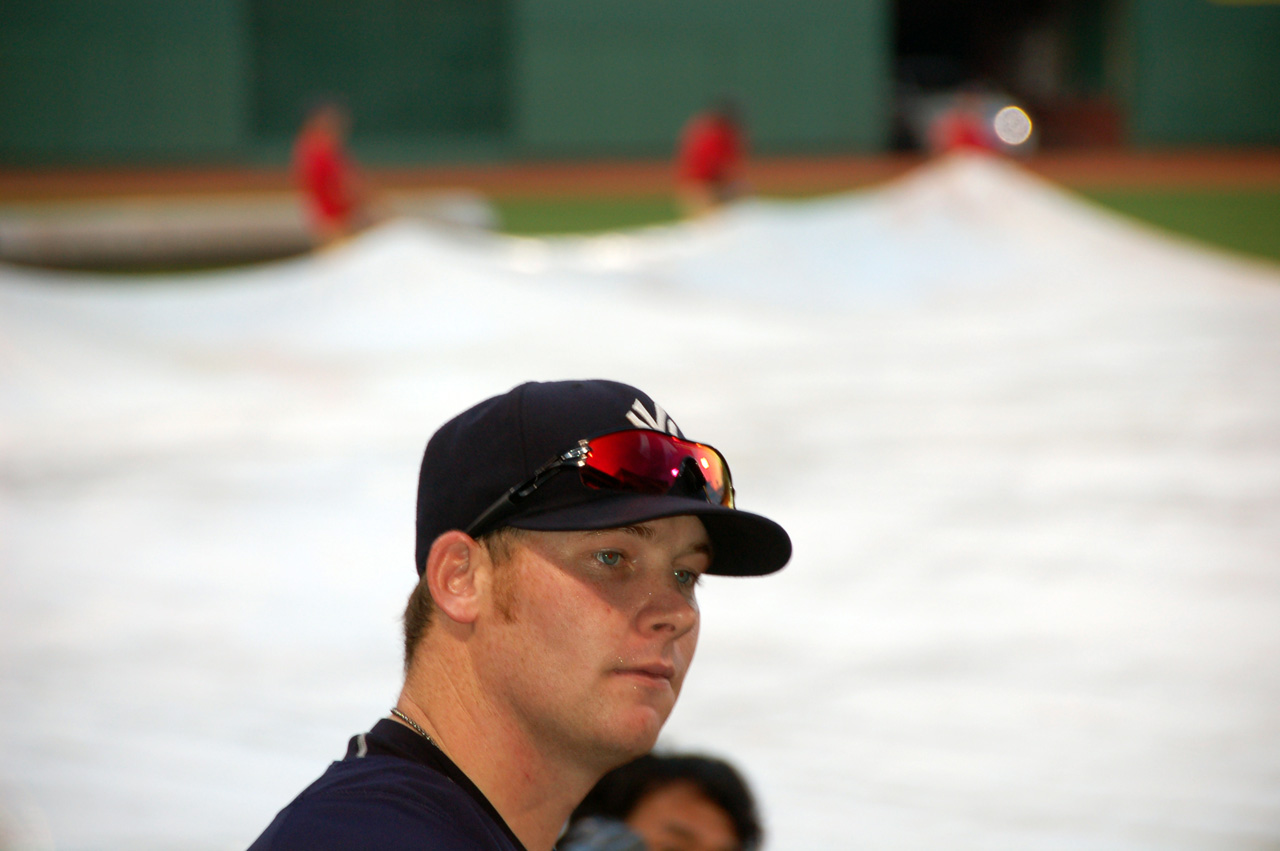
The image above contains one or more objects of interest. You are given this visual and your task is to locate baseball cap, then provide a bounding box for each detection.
[414,380,791,577]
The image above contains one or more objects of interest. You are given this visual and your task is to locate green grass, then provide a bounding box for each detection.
[1079,189,1280,264]
[495,196,679,235]
[494,189,1280,265]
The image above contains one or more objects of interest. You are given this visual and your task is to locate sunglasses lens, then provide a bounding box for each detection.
[580,431,733,507]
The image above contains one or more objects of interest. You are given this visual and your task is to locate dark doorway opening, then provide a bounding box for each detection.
[893,0,1123,150]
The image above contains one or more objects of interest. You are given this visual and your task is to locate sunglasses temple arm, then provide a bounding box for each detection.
[463,453,581,537]
[464,493,519,538]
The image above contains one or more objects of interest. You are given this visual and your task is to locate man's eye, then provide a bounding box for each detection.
[673,569,700,587]
[594,551,623,567]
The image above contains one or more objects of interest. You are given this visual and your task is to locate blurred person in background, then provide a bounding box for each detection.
[561,752,763,851]
[928,90,996,156]
[246,380,790,851]
[292,100,376,246]
[675,98,748,217]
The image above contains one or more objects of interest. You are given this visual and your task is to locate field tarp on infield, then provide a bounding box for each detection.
[2,154,1278,850]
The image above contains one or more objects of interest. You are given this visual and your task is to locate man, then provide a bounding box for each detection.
[675,98,748,217]
[248,379,791,851]
[928,90,996,156]
[562,752,763,851]
[292,101,372,246]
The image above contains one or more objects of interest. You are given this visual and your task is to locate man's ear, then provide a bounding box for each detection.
[424,530,485,624]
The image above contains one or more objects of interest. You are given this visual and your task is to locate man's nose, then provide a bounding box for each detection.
[636,577,698,636]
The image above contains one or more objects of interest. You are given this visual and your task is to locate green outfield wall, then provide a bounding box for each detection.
[0,0,1275,166]
[0,0,249,163]
[1126,0,1280,147]
[511,0,889,156]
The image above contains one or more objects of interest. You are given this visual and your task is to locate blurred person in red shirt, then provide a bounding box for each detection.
[676,98,748,217]
[928,91,996,156]
[293,101,374,246]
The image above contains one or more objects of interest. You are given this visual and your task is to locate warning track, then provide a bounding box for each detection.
[1,149,1278,203]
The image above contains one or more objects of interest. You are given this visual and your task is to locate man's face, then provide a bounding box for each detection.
[476,515,708,767]
[626,780,740,851]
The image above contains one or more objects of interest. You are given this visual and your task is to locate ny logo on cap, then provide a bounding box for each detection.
[625,398,681,436]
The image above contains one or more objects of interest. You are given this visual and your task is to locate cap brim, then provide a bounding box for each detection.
[507,494,791,577]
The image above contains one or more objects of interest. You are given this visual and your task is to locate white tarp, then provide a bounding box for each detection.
[2,155,1278,850]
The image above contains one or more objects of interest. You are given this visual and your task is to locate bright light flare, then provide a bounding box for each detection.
[993,106,1033,145]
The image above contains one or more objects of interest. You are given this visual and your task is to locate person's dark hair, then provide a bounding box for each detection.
[570,752,762,851]
[709,95,743,128]
[300,93,350,125]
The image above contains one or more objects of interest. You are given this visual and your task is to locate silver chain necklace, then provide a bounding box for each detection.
[390,707,440,749]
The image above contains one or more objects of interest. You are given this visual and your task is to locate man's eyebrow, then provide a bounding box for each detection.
[688,539,713,558]
[660,823,737,851]
[586,523,714,560]
[589,524,656,539]
[660,822,697,840]
[660,819,711,839]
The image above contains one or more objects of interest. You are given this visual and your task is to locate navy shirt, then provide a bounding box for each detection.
[248,719,526,851]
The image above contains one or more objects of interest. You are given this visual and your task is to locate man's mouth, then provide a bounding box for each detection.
[614,662,676,685]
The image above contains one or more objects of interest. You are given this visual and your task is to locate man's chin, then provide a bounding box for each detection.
[593,709,667,767]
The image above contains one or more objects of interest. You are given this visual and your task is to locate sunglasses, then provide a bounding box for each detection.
[465,429,735,538]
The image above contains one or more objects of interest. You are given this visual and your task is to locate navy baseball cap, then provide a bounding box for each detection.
[414,380,791,577]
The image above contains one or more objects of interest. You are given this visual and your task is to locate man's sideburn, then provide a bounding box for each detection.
[485,530,525,624]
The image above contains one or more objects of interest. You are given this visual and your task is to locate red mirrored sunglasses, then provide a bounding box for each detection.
[465,429,735,538]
